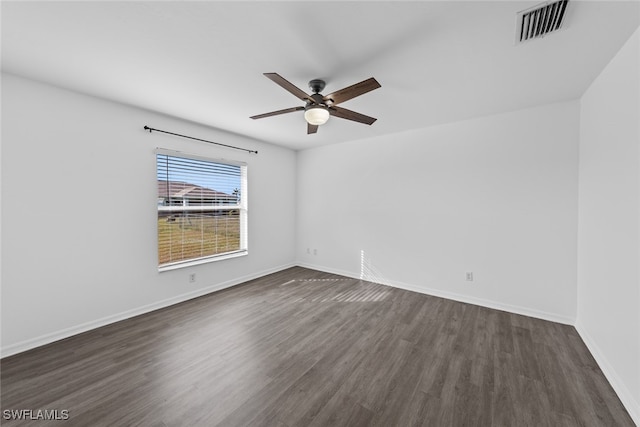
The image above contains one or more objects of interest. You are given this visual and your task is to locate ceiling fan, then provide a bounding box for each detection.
[250,73,381,134]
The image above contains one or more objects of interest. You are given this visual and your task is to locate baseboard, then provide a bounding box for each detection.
[295,261,575,325]
[575,321,640,426]
[0,262,296,358]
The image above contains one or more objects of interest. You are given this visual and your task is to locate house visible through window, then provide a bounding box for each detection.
[156,149,247,270]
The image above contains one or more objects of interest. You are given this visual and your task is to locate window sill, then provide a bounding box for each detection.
[158,250,247,272]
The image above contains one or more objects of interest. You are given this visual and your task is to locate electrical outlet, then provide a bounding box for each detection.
[189,273,196,283]
[313,249,317,255]
[306,248,310,254]
[466,272,474,281]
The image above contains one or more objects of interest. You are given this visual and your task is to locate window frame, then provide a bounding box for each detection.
[155,148,248,272]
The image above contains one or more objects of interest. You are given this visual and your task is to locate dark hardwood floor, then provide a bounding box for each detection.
[1,267,634,426]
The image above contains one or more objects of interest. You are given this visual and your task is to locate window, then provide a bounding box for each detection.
[156,149,247,270]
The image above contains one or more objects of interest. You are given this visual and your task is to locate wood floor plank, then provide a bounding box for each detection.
[1,267,634,426]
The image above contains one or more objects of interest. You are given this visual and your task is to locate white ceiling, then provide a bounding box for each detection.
[2,1,638,150]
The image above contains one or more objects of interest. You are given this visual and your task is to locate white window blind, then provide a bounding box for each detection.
[156,149,247,270]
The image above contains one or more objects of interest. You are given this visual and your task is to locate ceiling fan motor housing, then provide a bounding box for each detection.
[308,93,326,107]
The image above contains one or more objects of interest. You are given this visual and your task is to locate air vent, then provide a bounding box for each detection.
[516,0,569,44]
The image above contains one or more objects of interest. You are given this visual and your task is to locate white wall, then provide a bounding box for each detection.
[0,73,297,356]
[297,101,580,323]
[577,28,640,423]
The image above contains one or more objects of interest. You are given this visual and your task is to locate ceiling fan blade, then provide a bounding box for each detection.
[250,106,304,120]
[264,73,313,102]
[323,77,381,106]
[307,123,319,134]
[329,106,377,125]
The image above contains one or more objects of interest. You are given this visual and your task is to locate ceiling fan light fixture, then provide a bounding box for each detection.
[304,106,330,125]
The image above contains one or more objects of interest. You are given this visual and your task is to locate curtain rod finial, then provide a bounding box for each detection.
[144,125,152,133]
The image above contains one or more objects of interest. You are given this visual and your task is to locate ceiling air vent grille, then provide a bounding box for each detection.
[516,0,569,44]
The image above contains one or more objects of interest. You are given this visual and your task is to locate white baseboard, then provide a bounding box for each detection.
[575,321,640,426]
[1,263,295,358]
[296,261,575,325]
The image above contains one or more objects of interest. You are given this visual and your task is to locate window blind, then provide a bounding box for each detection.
[156,150,247,269]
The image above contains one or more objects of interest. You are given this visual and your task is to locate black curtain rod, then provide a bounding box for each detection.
[144,126,258,154]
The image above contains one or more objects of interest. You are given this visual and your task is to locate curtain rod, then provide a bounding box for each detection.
[144,126,258,154]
